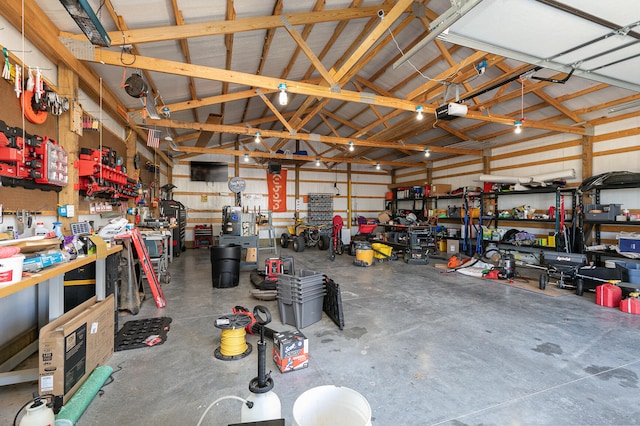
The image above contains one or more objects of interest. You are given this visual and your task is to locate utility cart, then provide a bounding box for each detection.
[538,251,623,296]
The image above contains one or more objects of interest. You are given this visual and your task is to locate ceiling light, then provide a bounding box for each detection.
[348,141,354,151]
[375,162,381,170]
[244,153,249,162]
[315,157,321,166]
[59,0,111,47]
[415,105,424,120]
[514,120,522,134]
[424,148,430,157]
[254,131,261,143]
[278,83,288,106]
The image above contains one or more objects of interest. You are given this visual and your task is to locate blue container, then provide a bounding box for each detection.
[626,262,640,284]
[614,261,640,285]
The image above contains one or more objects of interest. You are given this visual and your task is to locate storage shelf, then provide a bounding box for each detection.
[583,220,640,225]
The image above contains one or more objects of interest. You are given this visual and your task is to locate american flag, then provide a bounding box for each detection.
[147,129,160,148]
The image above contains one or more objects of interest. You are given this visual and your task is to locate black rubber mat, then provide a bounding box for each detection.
[115,317,172,351]
[323,277,344,330]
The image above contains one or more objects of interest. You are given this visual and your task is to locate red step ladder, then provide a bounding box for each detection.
[117,228,166,308]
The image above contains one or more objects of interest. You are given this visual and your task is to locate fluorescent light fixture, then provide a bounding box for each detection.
[278,83,288,106]
[254,131,261,143]
[608,99,640,114]
[59,0,111,47]
[348,141,354,151]
[416,105,424,120]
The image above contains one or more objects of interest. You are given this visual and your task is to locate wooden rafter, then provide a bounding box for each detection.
[64,5,395,46]
[170,0,199,123]
[146,118,483,156]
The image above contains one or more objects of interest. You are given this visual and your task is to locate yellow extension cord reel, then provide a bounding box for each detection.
[214,313,253,360]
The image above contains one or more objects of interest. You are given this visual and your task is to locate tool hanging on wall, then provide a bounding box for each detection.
[2,48,10,80]
[14,65,21,97]
[25,67,34,92]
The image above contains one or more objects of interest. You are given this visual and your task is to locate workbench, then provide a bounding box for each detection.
[0,241,121,386]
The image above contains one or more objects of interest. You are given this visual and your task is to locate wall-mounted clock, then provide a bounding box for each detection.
[228,177,246,193]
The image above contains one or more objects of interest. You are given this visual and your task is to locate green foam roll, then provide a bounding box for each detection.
[55,365,113,425]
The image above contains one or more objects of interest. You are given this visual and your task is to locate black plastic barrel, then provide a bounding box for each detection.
[211,244,241,288]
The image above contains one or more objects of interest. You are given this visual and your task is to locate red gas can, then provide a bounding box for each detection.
[595,284,622,308]
[620,297,640,314]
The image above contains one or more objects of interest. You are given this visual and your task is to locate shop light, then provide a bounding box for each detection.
[514,120,522,134]
[415,105,424,120]
[278,83,288,106]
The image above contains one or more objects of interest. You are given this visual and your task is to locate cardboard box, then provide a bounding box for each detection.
[447,239,459,254]
[245,247,257,262]
[273,330,309,373]
[430,183,452,196]
[273,350,308,373]
[39,295,114,403]
[273,330,308,359]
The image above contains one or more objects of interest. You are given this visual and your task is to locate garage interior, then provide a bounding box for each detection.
[1,0,640,425]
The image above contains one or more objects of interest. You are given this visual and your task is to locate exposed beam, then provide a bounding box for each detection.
[88,50,421,112]
[256,90,295,133]
[170,0,200,122]
[195,114,222,148]
[68,5,394,46]
[146,118,483,156]
[139,89,274,114]
[86,48,587,135]
[281,16,336,87]
[170,145,421,169]
[331,0,413,83]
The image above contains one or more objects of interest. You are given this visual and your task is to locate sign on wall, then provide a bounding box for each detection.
[266,169,287,212]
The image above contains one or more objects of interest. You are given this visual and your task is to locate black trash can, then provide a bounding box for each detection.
[211,244,241,288]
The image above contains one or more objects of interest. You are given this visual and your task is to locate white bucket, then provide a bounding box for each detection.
[292,385,372,426]
[0,254,25,285]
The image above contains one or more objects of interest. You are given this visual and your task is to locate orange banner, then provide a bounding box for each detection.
[267,169,287,212]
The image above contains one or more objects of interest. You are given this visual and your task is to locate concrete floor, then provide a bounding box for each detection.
[2,246,640,425]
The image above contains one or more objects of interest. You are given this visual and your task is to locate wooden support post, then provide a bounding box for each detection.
[347,163,352,229]
[125,128,138,213]
[56,65,79,233]
[582,128,594,181]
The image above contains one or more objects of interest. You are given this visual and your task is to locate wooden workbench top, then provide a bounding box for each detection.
[0,245,122,299]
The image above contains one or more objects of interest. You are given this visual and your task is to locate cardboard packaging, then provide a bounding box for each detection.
[447,239,459,254]
[273,330,308,373]
[430,183,452,196]
[39,294,115,403]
